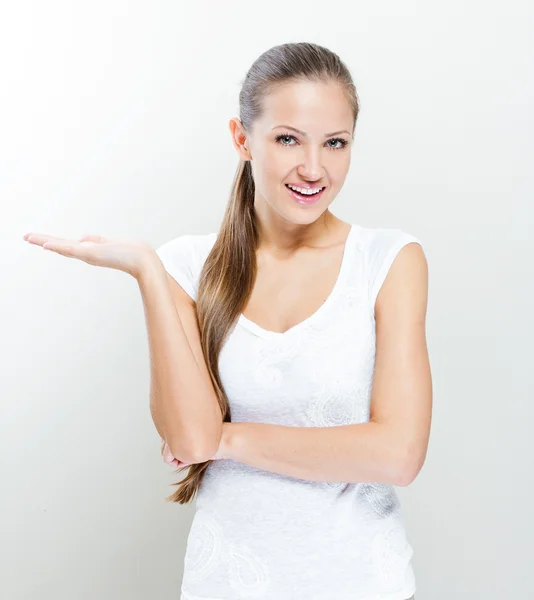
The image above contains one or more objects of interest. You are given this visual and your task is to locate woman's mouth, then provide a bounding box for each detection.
[285,184,326,205]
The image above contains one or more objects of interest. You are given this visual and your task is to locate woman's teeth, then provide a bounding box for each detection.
[286,184,324,195]
[285,184,326,205]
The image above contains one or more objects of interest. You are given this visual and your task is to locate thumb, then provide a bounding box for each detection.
[162,442,176,464]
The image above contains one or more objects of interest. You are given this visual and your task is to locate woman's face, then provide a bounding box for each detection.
[231,79,354,224]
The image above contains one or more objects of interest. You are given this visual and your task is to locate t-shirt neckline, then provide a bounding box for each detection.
[237,223,358,340]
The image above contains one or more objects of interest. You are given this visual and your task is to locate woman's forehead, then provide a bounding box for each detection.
[252,82,350,130]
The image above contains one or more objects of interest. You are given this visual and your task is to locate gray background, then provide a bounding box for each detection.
[2,0,533,598]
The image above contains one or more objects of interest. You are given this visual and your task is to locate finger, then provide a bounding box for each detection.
[161,440,175,459]
[41,238,100,259]
[161,440,169,456]
[25,236,88,261]
[24,233,71,246]
[162,443,176,464]
[41,239,82,257]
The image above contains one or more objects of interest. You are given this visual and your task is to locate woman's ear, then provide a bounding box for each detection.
[229,117,252,160]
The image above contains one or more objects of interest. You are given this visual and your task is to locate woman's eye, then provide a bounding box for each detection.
[275,134,348,150]
[277,135,294,145]
[328,139,345,149]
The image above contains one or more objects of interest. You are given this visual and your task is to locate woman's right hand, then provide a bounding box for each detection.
[22,231,157,280]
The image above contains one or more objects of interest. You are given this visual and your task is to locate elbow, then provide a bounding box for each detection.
[395,446,425,487]
[169,425,223,466]
[187,437,220,465]
[396,462,417,487]
[167,440,213,466]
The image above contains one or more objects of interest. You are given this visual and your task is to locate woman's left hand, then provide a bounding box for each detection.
[161,438,194,468]
[22,232,156,279]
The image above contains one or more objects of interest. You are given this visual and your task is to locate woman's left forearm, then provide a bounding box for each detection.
[220,421,413,486]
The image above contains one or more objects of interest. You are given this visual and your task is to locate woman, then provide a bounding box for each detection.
[24,42,430,600]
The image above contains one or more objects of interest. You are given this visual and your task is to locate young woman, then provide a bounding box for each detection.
[24,42,430,600]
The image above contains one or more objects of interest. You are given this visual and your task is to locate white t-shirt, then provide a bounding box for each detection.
[156,223,423,600]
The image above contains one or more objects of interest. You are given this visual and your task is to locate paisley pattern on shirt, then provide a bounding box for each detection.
[183,510,271,598]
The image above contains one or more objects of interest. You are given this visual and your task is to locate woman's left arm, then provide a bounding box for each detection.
[218,243,432,486]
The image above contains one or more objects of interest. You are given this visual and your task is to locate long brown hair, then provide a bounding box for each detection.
[165,42,360,504]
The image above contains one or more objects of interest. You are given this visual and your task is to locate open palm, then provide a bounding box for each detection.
[23,232,155,279]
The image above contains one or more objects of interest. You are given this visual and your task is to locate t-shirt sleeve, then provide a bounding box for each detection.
[366,227,424,321]
[155,234,197,301]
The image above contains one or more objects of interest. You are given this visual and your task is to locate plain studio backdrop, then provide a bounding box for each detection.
[1,1,532,599]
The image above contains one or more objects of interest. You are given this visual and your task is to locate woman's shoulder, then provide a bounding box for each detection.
[155,231,218,302]
[355,223,423,257]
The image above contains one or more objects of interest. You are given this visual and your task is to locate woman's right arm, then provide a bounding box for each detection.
[137,255,222,465]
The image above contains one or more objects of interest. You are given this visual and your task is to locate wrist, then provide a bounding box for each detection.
[136,251,166,285]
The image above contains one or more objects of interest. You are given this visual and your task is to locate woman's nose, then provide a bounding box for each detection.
[297,148,323,180]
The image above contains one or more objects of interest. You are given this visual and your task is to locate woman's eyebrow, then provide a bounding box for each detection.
[272,125,351,137]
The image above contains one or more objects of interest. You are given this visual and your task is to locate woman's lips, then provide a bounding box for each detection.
[285,184,326,205]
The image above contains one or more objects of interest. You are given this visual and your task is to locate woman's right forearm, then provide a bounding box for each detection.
[137,256,222,464]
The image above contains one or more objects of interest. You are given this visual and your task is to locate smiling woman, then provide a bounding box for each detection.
[152,41,430,600]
